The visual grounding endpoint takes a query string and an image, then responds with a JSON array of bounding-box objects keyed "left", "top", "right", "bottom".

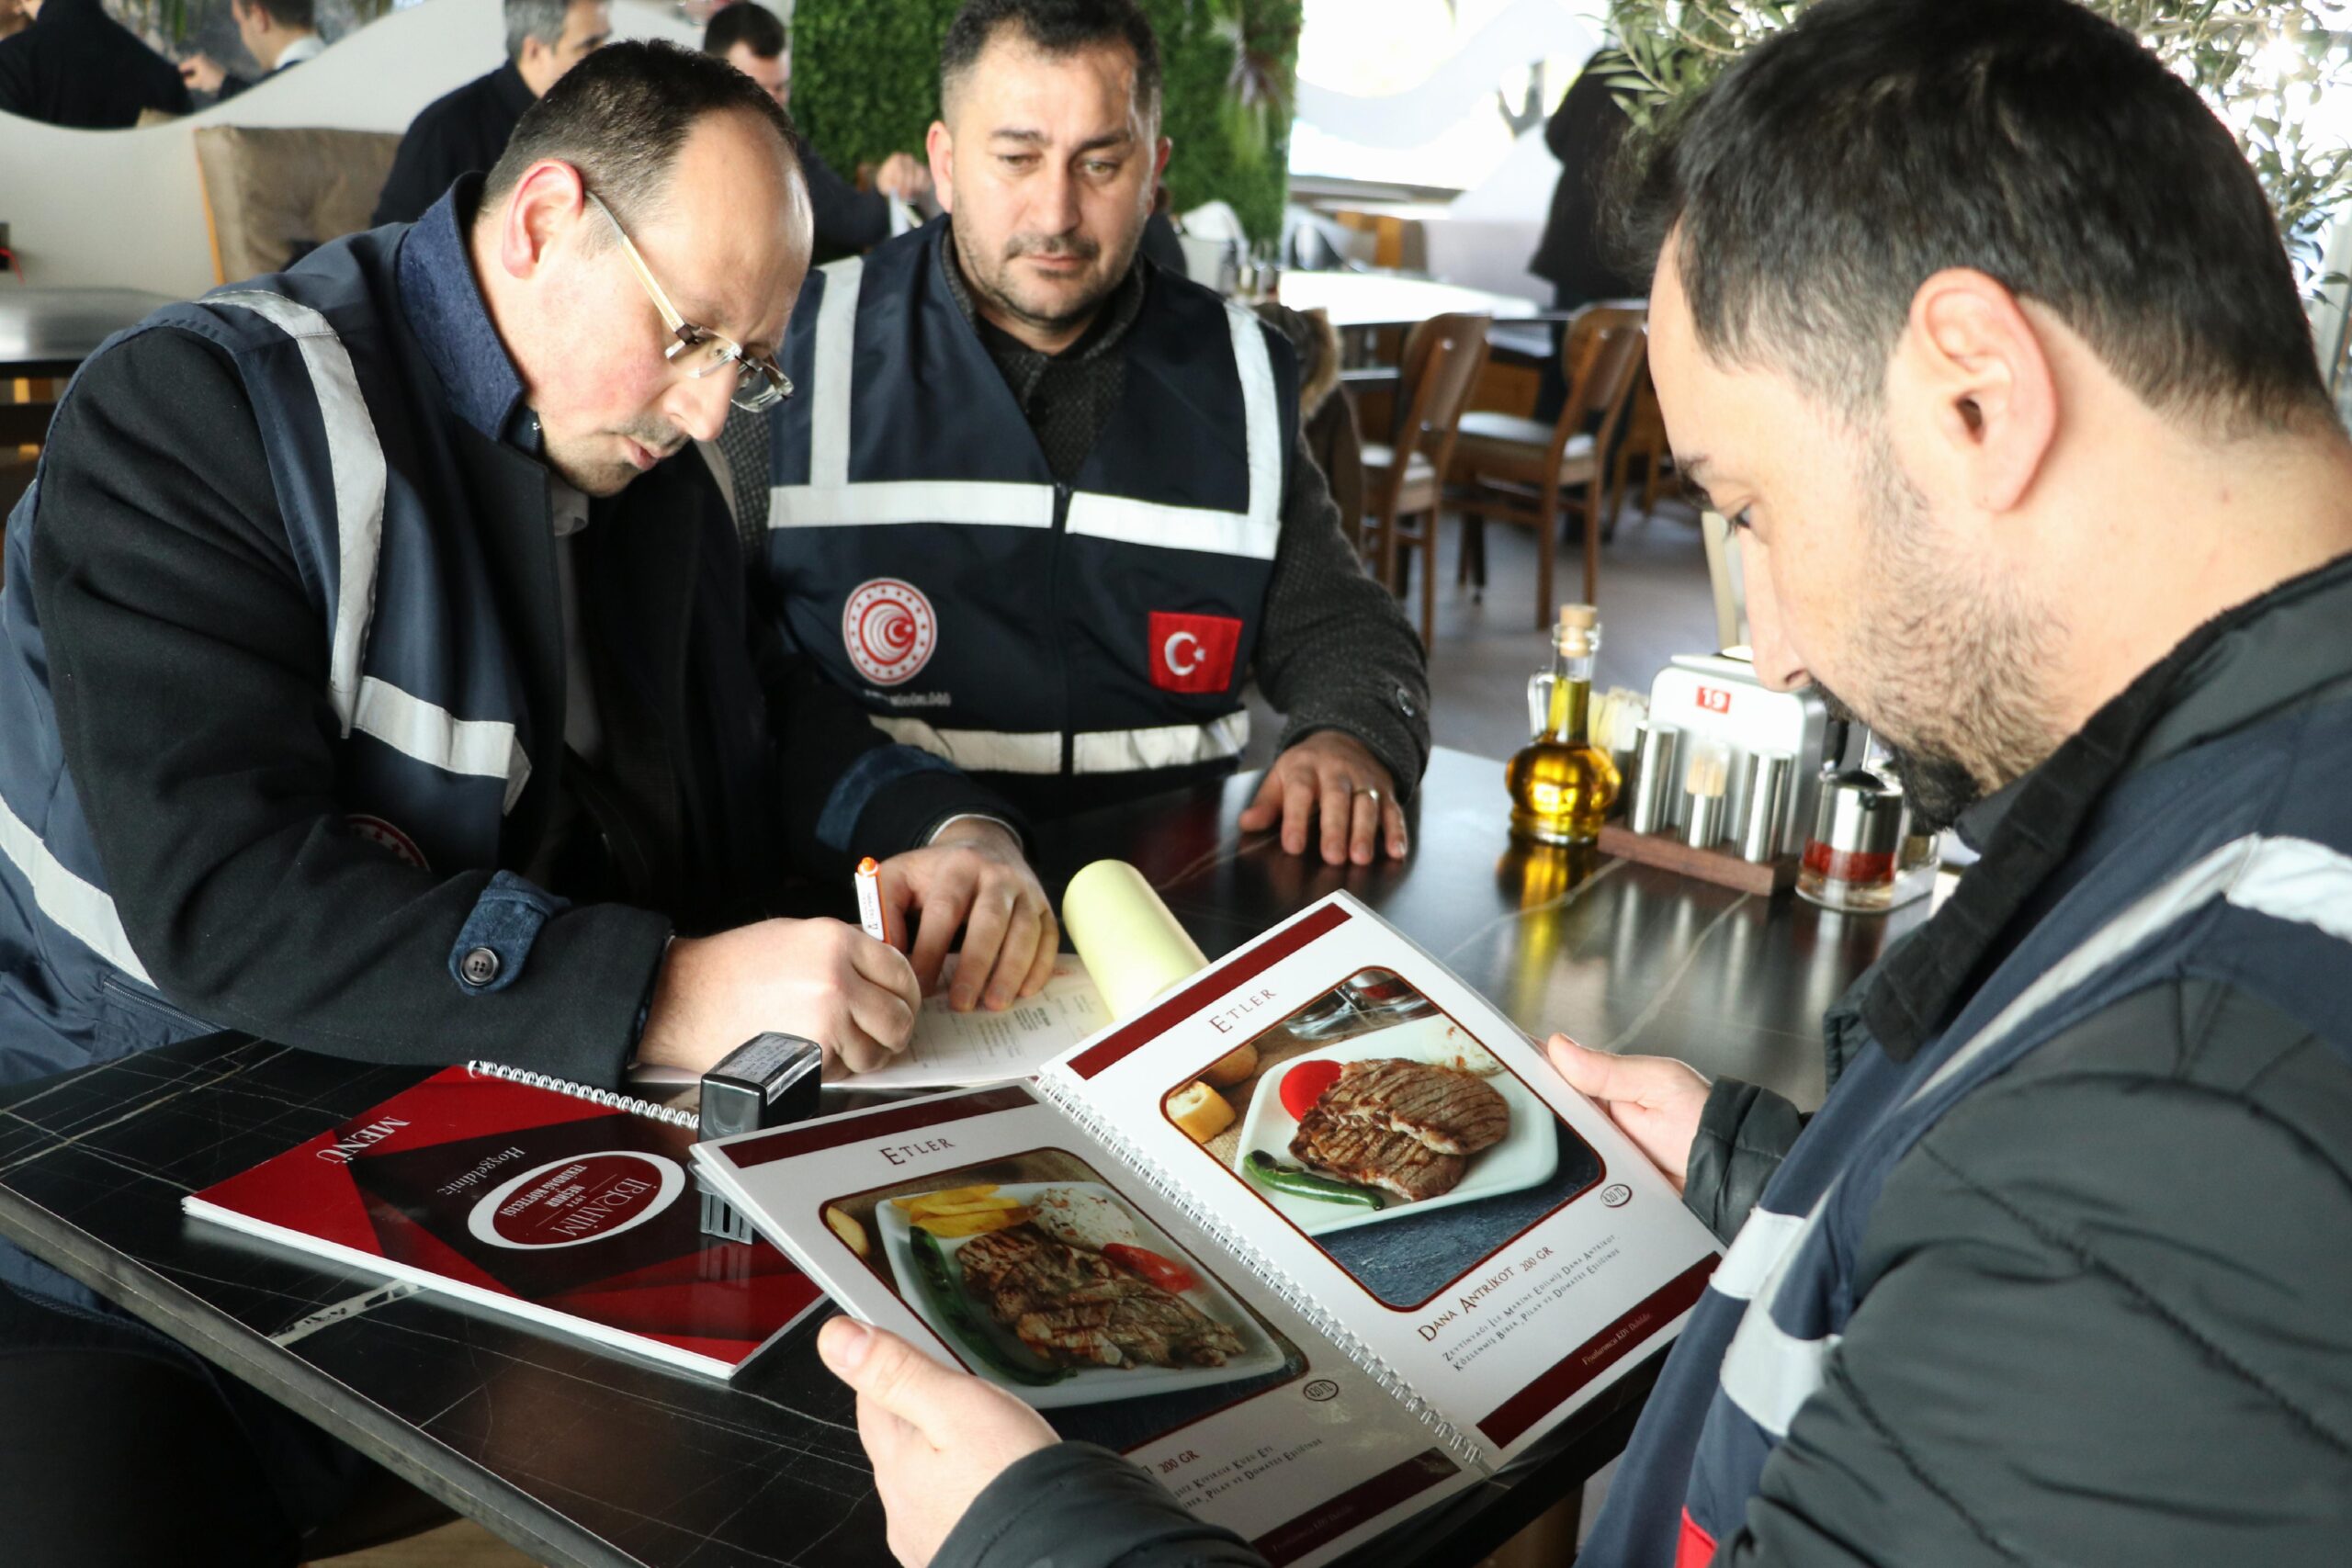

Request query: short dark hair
[
  {"left": 704, "top": 2, "right": 786, "bottom": 62},
  {"left": 483, "top": 40, "right": 798, "bottom": 232},
  {"left": 247, "top": 0, "right": 313, "bottom": 29},
  {"left": 940, "top": 0, "right": 1161, "bottom": 124},
  {"left": 1615, "top": 0, "right": 2328, "bottom": 434}
]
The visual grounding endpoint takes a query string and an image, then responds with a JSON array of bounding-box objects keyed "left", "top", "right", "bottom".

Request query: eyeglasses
[{"left": 584, "top": 189, "right": 792, "bottom": 412}]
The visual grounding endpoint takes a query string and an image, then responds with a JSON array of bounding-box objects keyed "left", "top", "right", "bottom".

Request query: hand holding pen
[{"left": 851, "top": 824, "right": 1060, "bottom": 1011}]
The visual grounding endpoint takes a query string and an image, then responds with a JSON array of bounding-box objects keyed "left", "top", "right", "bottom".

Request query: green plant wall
[{"left": 789, "top": 0, "right": 1301, "bottom": 242}]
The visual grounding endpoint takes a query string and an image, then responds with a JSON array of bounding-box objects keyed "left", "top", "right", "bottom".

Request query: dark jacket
[
  {"left": 932, "top": 554, "right": 2352, "bottom": 1568},
  {"left": 0, "top": 0, "right": 189, "bottom": 128},
  {"left": 1528, "top": 52, "right": 1635, "bottom": 304},
  {"left": 371, "top": 62, "right": 534, "bottom": 227},
  {"left": 4, "top": 183, "right": 1011, "bottom": 1091},
  {"left": 801, "top": 137, "right": 890, "bottom": 265}
]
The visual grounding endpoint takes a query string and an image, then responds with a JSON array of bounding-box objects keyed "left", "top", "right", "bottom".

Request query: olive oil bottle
[{"left": 1506, "top": 604, "right": 1621, "bottom": 844}]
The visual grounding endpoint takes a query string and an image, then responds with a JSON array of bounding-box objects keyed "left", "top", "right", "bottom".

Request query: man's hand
[
  {"left": 178, "top": 53, "right": 227, "bottom": 93},
  {"left": 876, "top": 819, "right": 1057, "bottom": 1011},
  {"left": 1237, "top": 731, "right": 1407, "bottom": 866},
  {"left": 874, "top": 152, "right": 933, "bottom": 203},
  {"left": 819, "top": 1316, "right": 1057, "bottom": 1568},
  {"left": 1546, "top": 1034, "right": 1711, "bottom": 1193},
  {"left": 637, "top": 918, "right": 920, "bottom": 1076}
]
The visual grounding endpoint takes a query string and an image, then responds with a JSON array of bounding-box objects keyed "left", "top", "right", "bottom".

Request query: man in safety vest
[
  {"left": 760, "top": 0, "right": 1432, "bottom": 868},
  {"left": 0, "top": 42, "right": 1054, "bottom": 1560},
  {"left": 811, "top": 3, "right": 2352, "bottom": 1564}
]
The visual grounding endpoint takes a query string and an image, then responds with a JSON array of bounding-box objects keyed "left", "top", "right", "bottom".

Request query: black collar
[
  {"left": 393, "top": 175, "right": 537, "bottom": 455},
  {"left": 1862, "top": 549, "right": 2352, "bottom": 1059},
  {"left": 488, "top": 60, "right": 536, "bottom": 119}
]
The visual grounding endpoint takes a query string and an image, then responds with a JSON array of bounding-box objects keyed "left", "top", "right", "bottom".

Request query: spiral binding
[
  {"left": 463, "top": 1061, "right": 700, "bottom": 1131},
  {"left": 1034, "top": 1069, "right": 1488, "bottom": 1475}
]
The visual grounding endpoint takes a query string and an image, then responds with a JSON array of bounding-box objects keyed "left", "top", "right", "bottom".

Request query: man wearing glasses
[{"left": 0, "top": 43, "right": 1053, "bottom": 1560}]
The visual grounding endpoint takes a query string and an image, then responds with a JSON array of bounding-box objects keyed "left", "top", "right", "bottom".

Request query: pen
[{"left": 854, "top": 856, "right": 899, "bottom": 948}]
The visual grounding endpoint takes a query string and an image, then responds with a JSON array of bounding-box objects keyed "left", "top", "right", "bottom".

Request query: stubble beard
[
  {"left": 1824, "top": 430, "right": 2065, "bottom": 832},
  {"left": 958, "top": 223, "right": 1124, "bottom": 339}
]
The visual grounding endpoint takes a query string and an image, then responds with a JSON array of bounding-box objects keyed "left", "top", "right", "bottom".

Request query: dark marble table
[
  {"left": 0, "top": 287, "right": 175, "bottom": 378},
  {"left": 0, "top": 748, "right": 1928, "bottom": 1567}
]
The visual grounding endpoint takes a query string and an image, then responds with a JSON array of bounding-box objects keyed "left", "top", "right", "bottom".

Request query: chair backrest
[
  {"left": 1558, "top": 313, "right": 1648, "bottom": 463},
  {"left": 194, "top": 126, "right": 403, "bottom": 286},
  {"left": 1561, "top": 299, "right": 1647, "bottom": 389},
  {"left": 1388, "top": 311, "right": 1491, "bottom": 471}
]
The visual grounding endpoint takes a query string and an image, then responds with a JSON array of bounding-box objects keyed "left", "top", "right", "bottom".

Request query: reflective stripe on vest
[
  {"left": 213, "top": 291, "right": 530, "bottom": 809},
  {"left": 767, "top": 256, "right": 1285, "bottom": 560},
  {"left": 873, "top": 710, "right": 1250, "bottom": 775},
  {"left": 1716, "top": 1194, "right": 1837, "bottom": 1438},
  {"left": 1708, "top": 831, "right": 2352, "bottom": 1445},
  {"left": 0, "top": 790, "right": 153, "bottom": 987},
  {"left": 353, "top": 676, "right": 531, "bottom": 813},
  {"left": 1909, "top": 833, "right": 2352, "bottom": 1106},
  {"left": 209, "top": 290, "right": 384, "bottom": 737}
]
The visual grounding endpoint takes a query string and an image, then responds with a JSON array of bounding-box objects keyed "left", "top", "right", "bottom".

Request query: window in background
[{"left": 1289, "top": 0, "right": 1604, "bottom": 191}]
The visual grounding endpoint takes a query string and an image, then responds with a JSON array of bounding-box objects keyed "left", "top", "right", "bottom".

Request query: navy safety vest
[
  {"left": 0, "top": 220, "right": 764, "bottom": 1084},
  {"left": 761, "top": 220, "right": 1298, "bottom": 795},
  {"left": 1581, "top": 690, "right": 2352, "bottom": 1565}
]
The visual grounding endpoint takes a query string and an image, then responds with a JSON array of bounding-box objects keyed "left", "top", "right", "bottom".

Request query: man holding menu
[{"left": 818, "top": 0, "right": 2352, "bottom": 1562}]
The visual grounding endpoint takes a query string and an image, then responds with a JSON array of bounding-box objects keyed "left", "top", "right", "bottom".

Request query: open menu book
[{"left": 693, "top": 891, "right": 1723, "bottom": 1565}]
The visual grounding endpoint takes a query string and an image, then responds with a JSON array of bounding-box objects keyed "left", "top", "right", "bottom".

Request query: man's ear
[
  {"left": 1152, "top": 134, "right": 1172, "bottom": 186},
  {"left": 498, "top": 160, "right": 587, "bottom": 280},
  {"left": 1894, "top": 267, "right": 2057, "bottom": 515},
  {"left": 925, "top": 121, "right": 955, "bottom": 214}
]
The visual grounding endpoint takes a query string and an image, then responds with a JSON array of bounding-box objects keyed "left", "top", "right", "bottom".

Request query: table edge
[{"left": 0, "top": 1172, "right": 639, "bottom": 1568}]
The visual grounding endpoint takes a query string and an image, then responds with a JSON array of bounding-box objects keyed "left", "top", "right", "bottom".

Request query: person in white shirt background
[{"left": 179, "top": 0, "right": 324, "bottom": 100}]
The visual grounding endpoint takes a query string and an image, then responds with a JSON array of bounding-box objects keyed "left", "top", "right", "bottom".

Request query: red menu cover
[{"left": 185, "top": 1065, "right": 823, "bottom": 1378}]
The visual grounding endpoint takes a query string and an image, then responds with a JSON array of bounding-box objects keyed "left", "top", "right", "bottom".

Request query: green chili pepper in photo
[
  {"left": 909, "top": 1227, "right": 1071, "bottom": 1387},
  {"left": 1243, "top": 1150, "right": 1386, "bottom": 1210}
]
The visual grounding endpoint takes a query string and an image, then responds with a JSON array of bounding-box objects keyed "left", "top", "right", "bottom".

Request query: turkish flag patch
[{"left": 1148, "top": 611, "right": 1243, "bottom": 694}]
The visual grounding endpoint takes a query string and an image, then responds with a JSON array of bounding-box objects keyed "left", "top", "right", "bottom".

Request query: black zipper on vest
[{"left": 1052, "top": 480, "right": 1074, "bottom": 776}]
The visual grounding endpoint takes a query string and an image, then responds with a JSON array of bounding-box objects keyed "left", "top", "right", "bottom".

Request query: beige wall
[{"left": 0, "top": 0, "right": 697, "bottom": 299}]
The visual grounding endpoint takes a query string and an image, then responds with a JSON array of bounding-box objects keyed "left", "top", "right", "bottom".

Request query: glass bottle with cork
[{"left": 1507, "top": 604, "right": 1621, "bottom": 844}]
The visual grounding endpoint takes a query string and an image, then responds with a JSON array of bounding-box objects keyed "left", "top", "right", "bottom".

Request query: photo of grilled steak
[
  {"left": 1318, "top": 1059, "right": 1510, "bottom": 1156},
  {"left": 1291, "top": 1104, "right": 1466, "bottom": 1201},
  {"left": 956, "top": 1224, "right": 1243, "bottom": 1370},
  {"left": 1286, "top": 1058, "right": 1510, "bottom": 1202}
]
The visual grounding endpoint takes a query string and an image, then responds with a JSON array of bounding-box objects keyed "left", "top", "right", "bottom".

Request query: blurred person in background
[
  {"left": 704, "top": 1, "right": 932, "bottom": 265},
  {"left": 371, "top": 0, "right": 609, "bottom": 225},
  {"left": 179, "top": 0, "right": 323, "bottom": 102},
  {"left": 1529, "top": 45, "right": 1636, "bottom": 422},
  {"left": 0, "top": 0, "right": 190, "bottom": 127}
]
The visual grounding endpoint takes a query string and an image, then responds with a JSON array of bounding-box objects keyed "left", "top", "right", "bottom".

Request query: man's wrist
[{"left": 927, "top": 813, "right": 1022, "bottom": 852}]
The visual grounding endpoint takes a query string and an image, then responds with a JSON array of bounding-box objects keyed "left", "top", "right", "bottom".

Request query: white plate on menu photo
[
  {"left": 876, "top": 1181, "right": 1288, "bottom": 1409},
  {"left": 1231, "top": 1015, "right": 1560, "bottom": 1238}
]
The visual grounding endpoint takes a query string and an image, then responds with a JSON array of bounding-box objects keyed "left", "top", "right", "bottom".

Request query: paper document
[{"left": 834, "top": 953, "right": 1110, "bottom": 1089}]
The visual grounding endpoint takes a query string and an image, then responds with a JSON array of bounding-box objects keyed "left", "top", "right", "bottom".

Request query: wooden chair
[
  {"left": 1359, "top": 312, "right": 1491, "bottom": 650},
  {"left": 1450, "top": 306, "right": 1647, "bottom": 622},
  {"left": 2, "top": 378, "right": 59, "bottom": 582},
  {"left": 192, "top": 125, "right": 401, "bottom": 285},
  {"left": 1609, "top": 365, "right": 1676, "bottom": 527}
]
